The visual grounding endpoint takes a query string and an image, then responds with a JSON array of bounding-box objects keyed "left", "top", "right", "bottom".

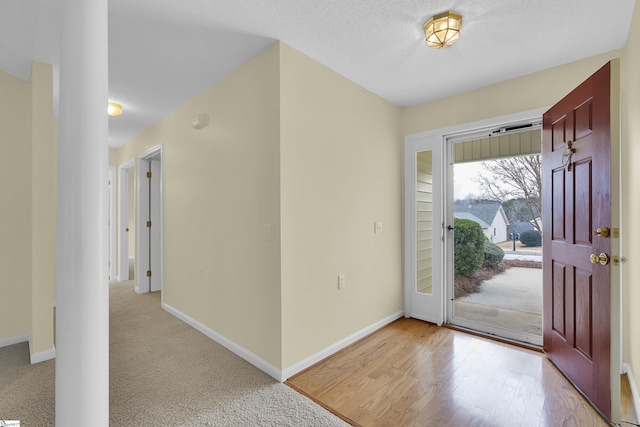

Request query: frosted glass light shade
[
  {"left": 108, "top": 101, "right": 123, "bottom": 117},
  {"left": 424, "top": 12, "right": 462, "bottom": 48}
]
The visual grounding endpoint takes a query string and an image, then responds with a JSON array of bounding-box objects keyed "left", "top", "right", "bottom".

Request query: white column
[{"left": 56, "top": 0, "right": 109, "bottom": 425}]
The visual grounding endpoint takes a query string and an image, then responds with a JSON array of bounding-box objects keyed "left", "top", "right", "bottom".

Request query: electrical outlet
[{"left": 338, "top": 275, "right": 345, "bottom": 290}]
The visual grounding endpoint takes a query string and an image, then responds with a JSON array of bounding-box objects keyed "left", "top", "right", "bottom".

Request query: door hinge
[
  {"left": 147, "top": 221, "right": 152, "bottom": 228},
  {"left": 147, "top": 171, "right": 152, "bottom": 178},
  {"left": 147, "top": 270, "right": 152, "bottom": 277}
]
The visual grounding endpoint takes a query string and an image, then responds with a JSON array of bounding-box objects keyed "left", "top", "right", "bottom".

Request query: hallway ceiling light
[
  {"left": 108, "top": 101, "right": 123, "bottom": 117},
  {"left": 424, "top": 11, "right": 462, "bottom": 48}
]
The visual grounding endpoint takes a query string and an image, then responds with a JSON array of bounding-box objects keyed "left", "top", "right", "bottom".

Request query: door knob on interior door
[{"left": 590, "top": 253, "right": 609, "bottom": 265}]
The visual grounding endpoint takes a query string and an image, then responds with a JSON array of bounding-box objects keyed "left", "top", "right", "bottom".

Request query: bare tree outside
[{"left": 474, "top": 154, "right": 542, "bottom": 233}]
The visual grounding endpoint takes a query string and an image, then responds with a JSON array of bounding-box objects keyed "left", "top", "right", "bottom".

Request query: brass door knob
[
  {"left": 590, "top": 253, "right": 609, "bottom": 265},
  {"left": 125, "top": 228, "right": 129, "bottom": 232},
  {"left": 593, "top": 227, "right": 610, "bottom": 238}
]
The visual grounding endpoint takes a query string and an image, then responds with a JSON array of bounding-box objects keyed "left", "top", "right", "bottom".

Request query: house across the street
[{"left": 454, "top": 200, "right": 510, "bottom": 243}]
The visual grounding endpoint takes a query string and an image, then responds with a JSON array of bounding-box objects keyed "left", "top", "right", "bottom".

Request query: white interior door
[
  {"left": 149, "top": 159, "right": 161, "bottom": 292},
  {"left": 117, "top": 164, "right": 131, "bottom": 281},
  {"left": 109, "top": 167, "right": 116, "bottom": 280},
  {"left": 137, "top": 159, "right": 150, "bottom": 293},
  {"left": 404, "top": 133, "right": 443, "bottom": 325}
]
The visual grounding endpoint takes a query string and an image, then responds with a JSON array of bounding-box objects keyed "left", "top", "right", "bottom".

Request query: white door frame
[
  {"left": 117, "top": 159, "right": 135, "bottom": 281},
  {"left": 404, "top": 107, "right": 548, "bottom": 327},
  {"left": 444, "top": 108, "right": 547, "bottom": 346},
  {"left": 109, "top": 166, "right": 116, "bottom": 280},
  {"left": 135, "top": 145, "right": 163, "bottom": 295},
  {"left": 148, "top": 159, "right": 162, "bottom": 293}
]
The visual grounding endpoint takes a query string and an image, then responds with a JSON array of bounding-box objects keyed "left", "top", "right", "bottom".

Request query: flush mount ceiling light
[
  {"left": 424, "top": 11, "right": 462, "bottom": 48},
  {"left": 107, "top": 101, "right": 123, "bottom": 117}
]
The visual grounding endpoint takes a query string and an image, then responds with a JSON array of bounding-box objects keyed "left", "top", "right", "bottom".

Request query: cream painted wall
[
  {"left": 402, "top": 51, "right": 622, "bottom": 136},
  {"left": 279, "top": 44, "right": 402, "bottom": 368},
  {"left": 112, "top": 43, "right": 283, "bottom": 367},
  {"left": 621, "top": 1, "right": 640, "bottom": 393},
  {"left": 108, "top": 148, "right": 119, "bottom": 167},
  {"left": 0, "top": 70, "right": 32, "bottom": 341},
  {"left": 30, "top": 62, "right": 56, "bottom": 354},
  {"left": 0, "top": 62, "right": 56, "bottom": 352},
  {"left": 112, "top": 42, "right": 402, "bottom": 371}
]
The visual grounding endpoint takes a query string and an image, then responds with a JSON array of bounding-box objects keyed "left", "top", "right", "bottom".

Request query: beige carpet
[{"left": 0, "top": 281, "right": 349, "bottom": 426}]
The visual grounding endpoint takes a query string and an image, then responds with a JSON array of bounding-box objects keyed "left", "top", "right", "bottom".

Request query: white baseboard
[
  {"left": 0, "top": 334, "right": 29, "bottom": 349},
  {"left": 1, "top": 335, "right": 55, "bottom": 363},
  {"left": 280, "top": 310, "right": 404, "bottom": 382},
  {"left": 116, "top": 257, "right": 135, "bottom": 282},
  {"left": 30, "top": 346, "right": 56, "bottom": 364},
  {"left": 162, "top": 302, "right": 282, "bottom": 381},
  {"left": 623, "top": 363, "right": 640, "bottom": 420},
  {"left": 162, "top": 303, "right": 403, "bottom": 383}
]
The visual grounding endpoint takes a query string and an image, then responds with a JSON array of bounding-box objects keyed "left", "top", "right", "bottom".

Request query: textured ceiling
[{"left": 0, "top": 0, "right": 635, "bottom": 147}]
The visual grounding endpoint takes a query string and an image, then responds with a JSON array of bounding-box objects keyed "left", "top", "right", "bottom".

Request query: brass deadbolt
[{"left": 593, "top": 227, "right": 610, "bottom": 238}]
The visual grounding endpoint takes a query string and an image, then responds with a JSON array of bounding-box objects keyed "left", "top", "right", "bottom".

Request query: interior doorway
[
  {"left": 117, "top": 159, "right": 135, "bottom": 281},
  {"left": 136, "top": 146, "right": 163, "bottom": 294}
]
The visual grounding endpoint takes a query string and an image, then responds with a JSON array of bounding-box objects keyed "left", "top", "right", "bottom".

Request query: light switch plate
[{"left": 374, "top": 222, "right": 383, "bottom": 234}]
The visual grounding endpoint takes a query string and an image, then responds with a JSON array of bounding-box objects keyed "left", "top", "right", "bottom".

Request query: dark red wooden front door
[{"left": 542, "top": 62, "right": 612, "bottom": 419}]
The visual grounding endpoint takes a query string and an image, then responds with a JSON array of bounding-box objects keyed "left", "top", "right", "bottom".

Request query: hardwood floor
[{"left": 286, "top": 318, "right": 611, "bottom": 427}]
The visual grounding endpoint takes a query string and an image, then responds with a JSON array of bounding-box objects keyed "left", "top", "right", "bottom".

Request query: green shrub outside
[
  {"left": 483, "top": 240, "right": 505, "bottom": 267},
  {"left": 454, "top": 218, "right": 485, "bottom": 276},
  {"left": 519, "top": 229, "right": 542, "bottom": 247}
]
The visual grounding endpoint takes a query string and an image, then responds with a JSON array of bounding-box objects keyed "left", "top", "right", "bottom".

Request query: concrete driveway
[{"left": 454, "top": 267, "right": 542, "bottom": 336}]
